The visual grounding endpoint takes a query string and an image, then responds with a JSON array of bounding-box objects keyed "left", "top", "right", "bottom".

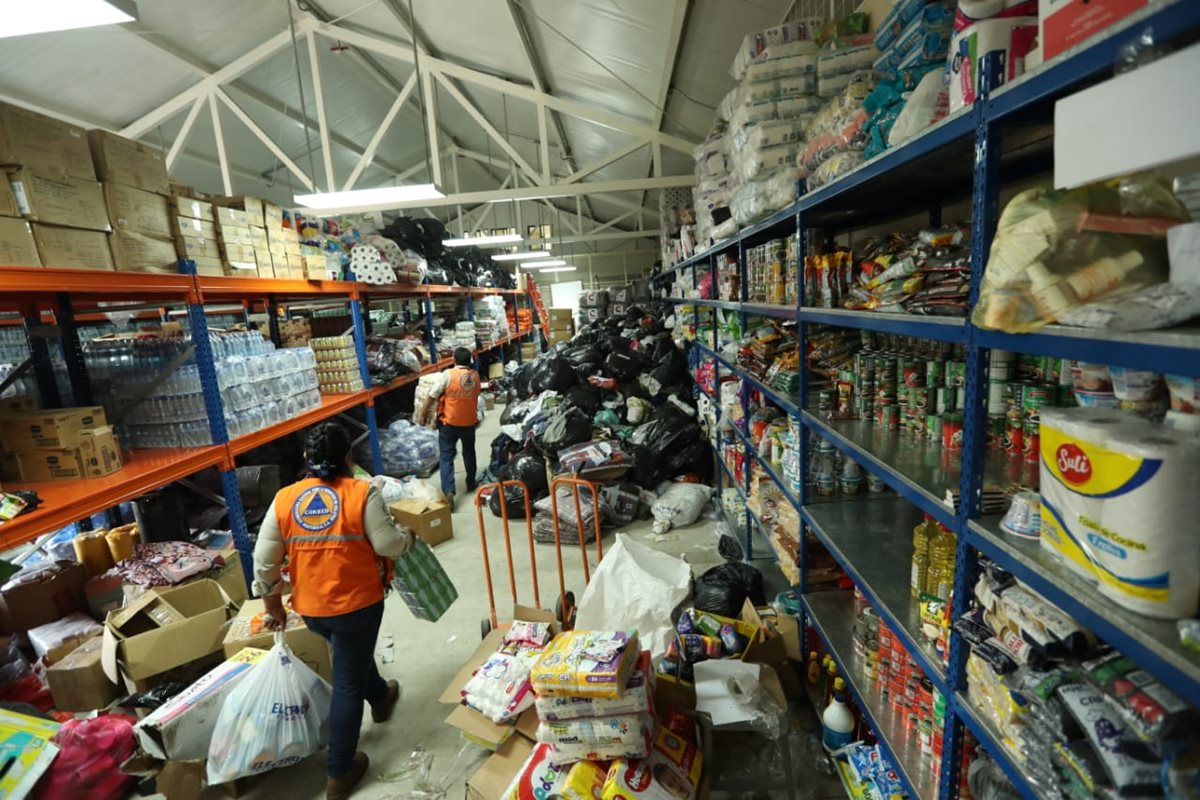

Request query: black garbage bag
[
  {"left": 489, "top": 433, "right": 521, "bottom": 472},
  {"left": 512, "top": 363, "right": 534, "bottom": 398},
  {"left": 629, "top": 412, "right": 694, "bottom": 458},
  {"left": 489, "top": 484, "right": 531, "bottom": 518},
  {"left": 694, "top": 562, "right": 766, "bottom": 619},
  {"left": 604, "top": 351, "right": 641, "bottom": 381},
  {"left": 626, "top": 443, "right": 660, "bottom": 489},
  {"left": 666, "top": 438, "right": 711, "bottom": 480},
  {"left": 535, "top": 406, "right": 592, "bottom": 456},
  {"left": 563, "top": 385, "right": 602, "bottom": 417},
  {"left": 500, "top": 451, "right": 549, "bottom": 497},
  {"left": 562, "top": 344, "right": 602, "bottom": 368},
  {"left": 500, "top": 400, "right": 530, "bottom": 426},
  {"left": 530, "top": 356, "right": 577, "bottom": 394}
]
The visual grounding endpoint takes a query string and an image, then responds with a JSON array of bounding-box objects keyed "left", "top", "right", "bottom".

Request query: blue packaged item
[
  {"left": 875, "top": 0, "right": 932, "bottom": 51},
  {"left": 875, "top": 3, "right": 955, "bottom": 72}
]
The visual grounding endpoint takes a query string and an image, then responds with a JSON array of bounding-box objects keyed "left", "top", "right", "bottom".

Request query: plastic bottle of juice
[
  {"left": 824, "top": 659, "right": 839, "bottom": 706},
  {"left": 911, "top": 517, "right": 933, "bottom": 598},
  {"left": 807, "top": 651, "right": 821, "bottom": 685}
]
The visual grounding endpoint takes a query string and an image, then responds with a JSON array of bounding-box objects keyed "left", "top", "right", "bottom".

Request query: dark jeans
[
  {"left": 438, "top": 422, "right": 477, "bottom": 497},
  {"left": 303, "top": 601, "right": 388, "bottom": 777}
]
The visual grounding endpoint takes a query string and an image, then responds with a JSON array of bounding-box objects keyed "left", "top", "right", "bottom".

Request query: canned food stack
[
  {"left": 745, "top": 238, "right": 795, "bottom": 304},
  {"left": 311, "top": 336, "right": 364, "bottom": 394}
]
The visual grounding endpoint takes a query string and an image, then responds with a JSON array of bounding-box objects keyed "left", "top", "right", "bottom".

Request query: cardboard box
[
  {"left": 0, "top": 101, "right": 95, "bottom": 179},
  {"left": 110, "top": 230, "right": 178, "bottom": 274},
  {"left": 222, "top": 242, "right": 255, "bottom": 263},
  {"left": 214, "top": 206, "right": 248, "bottom": 228},
  {"left": 103, "top": 182, "right": 172, "bottom": 239},
  {"left": 0, "top": 217, "right": 40, "bottom": 267},
  {"left": 388, "top": 498, "right": 453, "bottom": 546},
  {"left": 547, "top": 330, "right": 572, "bottom": 346},
  {"left": 175, "top": 234, "right": 219, "bottom": 260},
  {"left": 0, "top": 395, "right": 36, "bottom": 413},
  {"left": 173, "top": 214, "right": 215, "bottom": 238},
  {"left": 16, "top": 448, "right": 86, "bottom": 481},
  {"left": 101, "top": 579, "right": 236, "bottom": 686},
  {"left": 249, "top": 225, "right": 268, "bottom": 249},
  {"left": 262, "top": 200, "right": 282, "bottom": 230},
  {"left": 46, "top": 636, "right": 117, "bottom": 712},
  {"left": 465, "top": 733, "right": 536, "bottom": 800},
  {"left": 253, "top": 248, "right": 274, "bottom": 278},
  {"left": 0, "top": 177, "right": 17, "bottom": 217},
  {"left": 190, "top": 256, "right": 225, "bottom": 277},
  {"left": 8, "top": 169, "right": 110, "bottom": 231},
  {"left": 0, "top": 561, "right": 87, "bottom": 634},
  {"left": 0, "top": 405, "right": 106, "bottom": 450},
  {"left": 134, "top": 647, "right": 267, "bottom": 761},
  {"left": 548, "top": 308, "right": 573, "bottom": 323},
  {"left": 221, "top": 596, "right": 331, "bottom": 681},
  {"left": 30, "top": 223, "right": 114, "bottom": 270},
  {"left": 77, "top": 425, "right": 122, "bottom": 477},
  {"left": 87, "top": 130, "right": 169, "bottom": 194},
  {"left": 212, "top": 196, "right": 265, "bottom": 228},
  {"left": 487, "top": 363, "right": 504, "bottom": 379},
  {"left": 440, "top": 605, "right": 555, "bottom": 750},
  {"left": 123, "top": 545, "right": 247, "bottom": 610},
  {"left": 171, "top": 195, "right": 212, "bottom": 221},
  {"left": 1041, "top": 0, "right": 1147, "bottom": 62},
  {"left": 219, "top": 225, "right": 252, "bottom": 247}
]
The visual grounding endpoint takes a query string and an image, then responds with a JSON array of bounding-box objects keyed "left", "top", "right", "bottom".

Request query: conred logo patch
[
  {"left": 292, "top": 486, "right": 341, "bottom": 531},
  {"left": 1056, "top": 443, "right": 1092, "bottom": 485}
]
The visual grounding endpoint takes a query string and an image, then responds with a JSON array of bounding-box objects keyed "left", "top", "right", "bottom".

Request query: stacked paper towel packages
[{"left": 1039, "top": 406, "right": 1200, "bottom": 620}]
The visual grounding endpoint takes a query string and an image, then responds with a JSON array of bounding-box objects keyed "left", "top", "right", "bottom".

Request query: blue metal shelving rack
[{"left": 662, "top": 5, "right": 1200, "bottom": 797}]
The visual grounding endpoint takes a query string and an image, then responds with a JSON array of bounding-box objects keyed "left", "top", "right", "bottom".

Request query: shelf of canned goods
[
  {"left": 0, "top": 262, "right": 541, "bottom": 579},
  {"left": 664, "top": 6, "right": 1200, "bottom": 799}
]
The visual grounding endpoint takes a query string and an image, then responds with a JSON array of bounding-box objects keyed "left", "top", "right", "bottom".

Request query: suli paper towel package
[
  {"left": 948, "top": 17, "right": 1038, "bottom": 112},
  {"left": 1039, "top": 407, "right": 1200, "bottom": 619}
]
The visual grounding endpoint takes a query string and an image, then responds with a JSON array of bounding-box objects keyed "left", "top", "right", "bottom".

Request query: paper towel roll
[
  {"left": 1038, "top": 408, "right": 1152, "bottom": 581},
  {"left": 1094, "top": 430, "right": 1200, "bottom": 618},
  {"left": 948, "top": 17, "right": 1038, "bottom": 113}
]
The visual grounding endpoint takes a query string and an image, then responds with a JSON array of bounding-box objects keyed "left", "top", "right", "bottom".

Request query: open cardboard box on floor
[
  {"left": 101, "top": 579, "right": 237, "bottom": 692},
  {"left": 441, "top": 605, "right": 556, "bottom": 753},
  {"left": 221, "top": 596, "right": 331, "bottom": 681}
]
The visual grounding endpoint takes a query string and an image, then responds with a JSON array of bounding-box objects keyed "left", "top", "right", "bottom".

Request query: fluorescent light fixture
[
  {"left": 443, "top": 233, "right": 523, "bottom": 247},
  {"left": 3, "top": 0, "right": 137, "bottom": 38},
  {"left": 538, "top": 266, "right": 578, "bottom": 273},
  {"left": 523, "top": 259, "right": 566, "bottom": 268},
  {"left": 294, "top": 183, "right": 445, "bottom": 210},
  {"left": 492, "top": 250, "right": 551, "bottom": 262}
]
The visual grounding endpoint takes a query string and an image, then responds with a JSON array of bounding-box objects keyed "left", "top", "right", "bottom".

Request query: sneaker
[
  {"left": 326, "top": 752, "right": 369, "bottom": 800},
  {"left": 371, "top": 679, "right": 400, "bottom": 724}
]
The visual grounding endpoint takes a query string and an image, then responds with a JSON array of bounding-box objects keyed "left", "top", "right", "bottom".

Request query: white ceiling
[{"left": 0, "top": 0, "right": 794, "bottom": 252}]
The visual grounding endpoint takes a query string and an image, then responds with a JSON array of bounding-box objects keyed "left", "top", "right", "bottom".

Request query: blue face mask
[{"left": 307, "top": 459, "right": 338, "bottom": 479}]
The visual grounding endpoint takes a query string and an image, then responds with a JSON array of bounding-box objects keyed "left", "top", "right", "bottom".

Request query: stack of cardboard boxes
[
  {"left": 546, "top": 308, "right": 574, "bottom": 346},
  {"left": 170, "top": 195, "right": 223, "bottom": 276},
  {"left": 0, "top": 103, "right": 113, "bottom": 271},
  {"left": 212, "top": 195, "right": 284, "bottom": 278},
  {"left": 0, "top": 404, "right": 121, "bottom": 482},
  {"left": 90, "top": 130, "right": 176, "bottom": 273}
]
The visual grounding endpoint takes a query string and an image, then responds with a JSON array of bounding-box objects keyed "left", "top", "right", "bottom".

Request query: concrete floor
[{"left": 208, "top": 413, "right": 838, "bottom": 800}]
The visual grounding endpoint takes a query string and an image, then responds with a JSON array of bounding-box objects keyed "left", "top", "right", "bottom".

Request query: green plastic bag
[{"left": 391, "top": 539, "right": 457, "bottom": 622}]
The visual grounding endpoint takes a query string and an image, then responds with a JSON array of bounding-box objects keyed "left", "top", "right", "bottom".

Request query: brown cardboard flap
[
  {"left": 514, "top": 707, "right": 539, "bottom": 742},
  {"left": 439, "top": 605, "right": 556, "bottom": 704},
  {"left": 466, "top": 734, "right": 535, "bottom": 800},
  {"left": 445, "top": 704, "right": 515, "bottom": 751}
]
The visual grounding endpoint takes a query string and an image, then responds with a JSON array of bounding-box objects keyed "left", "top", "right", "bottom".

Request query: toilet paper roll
[
  {"left": 1095, "top": 430, "right": 1200, "bottom": 618},
  {"left": 948, "top": 17, "right": 1038, "bottom": 113},
  {"left": 1038, "top": 408, "right": 1152, "bottom": 581}
]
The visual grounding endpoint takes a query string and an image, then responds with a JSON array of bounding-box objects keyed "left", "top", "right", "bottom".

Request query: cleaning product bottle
[
  {"left": 911, "top": 517, "right": 933, "bottom": 598},
  {"left": 1066, "top": 251, "right": 1144, "bottom": 302},
  {"left": 824, "top": 659, "right": 839, "bottom": 705},
  {"left": 1027, "top": 261, "right": 1077, "bottom": 319},
  {"left": 822, "top": 678, "right": 856, "bottom": 752},
  {"left": 807, "top": 651, "right": 821, "bottom": 685}
]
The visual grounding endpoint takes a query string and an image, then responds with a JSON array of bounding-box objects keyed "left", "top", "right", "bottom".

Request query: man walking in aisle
[{"left": 419, "top": 346, "right": 480, "bottom": 506}]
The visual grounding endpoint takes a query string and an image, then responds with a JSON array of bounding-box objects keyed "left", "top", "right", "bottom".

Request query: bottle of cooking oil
[
  {"left": 924, "top": 524, "right": 957, "bottom": 601},
  {"left": 911, "top": 516, "right": 934, "bottom": 598},
  {"left": 824, "top": 659, "right": 839, "bottom": 706}
]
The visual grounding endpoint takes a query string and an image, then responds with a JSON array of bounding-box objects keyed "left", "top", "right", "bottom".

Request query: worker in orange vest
[
  {"left": 252, "top": 422, "right": 413, "bottom": 800},
  {"left": 418, "top": 346, "right": 481, "bottom": 506}
]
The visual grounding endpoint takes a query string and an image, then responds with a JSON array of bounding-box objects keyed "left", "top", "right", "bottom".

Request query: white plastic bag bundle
[
  {"left": 207, "top": 634, "right": 332, "bottom": 784},
  {"left": 574, "top": 534, "right": 691, "bottom": 661},
  {"left": 651, "top": 482, "right": 715, "bottom": 534}
]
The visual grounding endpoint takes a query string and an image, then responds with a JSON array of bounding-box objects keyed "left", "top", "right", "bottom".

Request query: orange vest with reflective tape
[
  {"left": 437, "top": 367, "right": 480, "bottom": 427},
  {"left": 275, "top": 477, "right": 385, "bottom": 617}
]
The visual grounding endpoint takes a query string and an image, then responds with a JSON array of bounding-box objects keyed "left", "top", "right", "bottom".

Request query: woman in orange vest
[
  {"left": 419, "top": 346, "right": 481, "bottom": 506},
  {"left": 252, "top": 422, "right": 413, "bottom": 800}
]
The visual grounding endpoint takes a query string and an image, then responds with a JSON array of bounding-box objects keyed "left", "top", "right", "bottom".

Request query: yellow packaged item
[
  {"left": 531, "top": 630, "right": 639, "bottom": 698},
  {"left": 601, "top": 728, "right": 703, "bottom": 800},
  {"left": 501, "top": 743, "right": 605, "bottom": 800}
]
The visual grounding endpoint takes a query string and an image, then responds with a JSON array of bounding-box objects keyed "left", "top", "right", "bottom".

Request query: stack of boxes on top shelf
[
  {"left": 0, "top": 101, "right": 178, "bottom": 273},
  {"left": 0, "top": 400, "right": 122, "bottom": 482},
  {"left": 169, "top": 192, "right": 287, "bottom": 279},
  {"left": 546, "top": 308, "right": 574, "bottom": 346}
]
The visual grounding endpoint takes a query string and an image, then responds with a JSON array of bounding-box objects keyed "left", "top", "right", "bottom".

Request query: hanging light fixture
[
  {"left": 538, "top": 266, "right": 577, "bottom": 273},
  {"left": 3, "top": 0, "right": 136, "bottom": 38},
  {"left": 442, "top": 233, "right": 522, "bottom": 247},
  {"left": 492, "top": 249, "right": 552, "bottom": 262},
  {"left": 295, "top": 0, "right": 443, "bottom": 211},
  {"left": 523, "top": 259, "right": 566, "bottom": 268}
]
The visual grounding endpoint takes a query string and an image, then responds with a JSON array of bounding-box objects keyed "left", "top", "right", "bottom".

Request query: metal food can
[
  {"left": 926, "top": 359, "right": 945, "bottom": 388},
  {"left": 987, "top": 379, "right": 1007, "bottom": 414},
  {"left": 911, "top": 412, "right": 926, "bottom": 436},
  {"left": 935, "top": 386, "right": 955, "bottom": 413},
  {"left": 903, "top": 361, "right": 925, "bottom": 388},
  {"left": 1005, "top": 380, "right": 1027, "bottom": 409},
  {"left": 927, "top": 414, "right": 942, "bottom": 442},
  {"left": 1023, "top": 418, "right": 1040, "bottom": 462},
  {"left": 909, "top": 386, "right": 930, "bottom": 413},
  {"left": 876, "top": 404, "right": 899, "bottom": 430},
  {"left": 942, "top": 412, "right": 964, "bottom": 450},
  {"left": 987, "top": 414, "right": 1006, "bottom": 449},
  {"left": 956, "top": 386, "right": 967, "bottom": 409},
  {"left": 946, "top": 361, "right": 967, "bottom": 388},
  {"left": 1005, "top": 413, "right": 1024, "bottom": 456},
  {"left": 1023, "top": 385, "right": 1052, "bottom": 420},
  {"left": 817, "top": 389, "right": 835, "bottom": 413}
]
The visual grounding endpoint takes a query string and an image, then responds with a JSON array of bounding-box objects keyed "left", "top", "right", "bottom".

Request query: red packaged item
[{"left": 35, "top": 714, "right": 138, "bottom": 800}]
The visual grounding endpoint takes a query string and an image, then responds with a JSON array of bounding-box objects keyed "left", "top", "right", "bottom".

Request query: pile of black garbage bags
[
  {"left": 481, "top": 299, "right": 713, "bottom": 545},
  {"left": 378, "top": 216, "right": 516, "bottom": 289}
]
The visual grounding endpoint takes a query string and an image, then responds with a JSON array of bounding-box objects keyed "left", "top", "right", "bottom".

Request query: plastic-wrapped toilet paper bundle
[
  {"left": 1038, "top": 408, "right": 1149, "bottom": 580},
  {"left": 1040, "top": 407, "right": 1200, "bottom": 619},
  {"left": 948, "top": 17, "right": 1038, "bottom": 112},
  {"left": 1097, "top": 428, "right": 1200, "bottom": 618}
]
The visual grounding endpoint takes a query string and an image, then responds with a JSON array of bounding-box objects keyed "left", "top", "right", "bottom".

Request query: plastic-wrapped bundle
[
  {"left": 732, "top": 172, "right": 801, "bottom": 226},
  {"left": 743, "top": 51, "right": 818, "bottom": 83},
  {"left": 730, "top": 18, "right": 821, "bottom": 80},
  {"left": 730, "top": 94, "right": 821, "bottom": 131},
  {"left": 873, "top": 3, "right": 954, "bottom": 75},
  {"left": 733, "top": 143, "right": 800, "bottom": 184},
  {"left": 817, "top": 45, "right": 879, "bottom": 80},
  {"left": 732, "top": 118, "right": 806, "bottom": 152},
  {"left": 380, "top": 419, "right": 439, "bottom": 475},
  {"left": 797, "top": 73, "right": 875, "bottom": 175}
]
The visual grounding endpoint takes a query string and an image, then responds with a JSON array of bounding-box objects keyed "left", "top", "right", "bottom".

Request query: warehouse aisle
[{"left": 236, "top": 411, "right": 742, "bottom": 799}]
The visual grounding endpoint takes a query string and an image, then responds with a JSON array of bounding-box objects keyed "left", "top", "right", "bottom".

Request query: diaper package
[
  {"left": 1039, "top": 407, "right": 1200, "bottom": 619},
  {"left": 601, "top": 728, "right": 703, "bottom": 800},
  {"left": 549, "top": 716, "right": 654, "bottom": 765},
  {"left": 501, "top": 744, "right": 606, "bottom": 800},
  {"left": 531, "top": 630, "right": 640, "bottom": 698},
  {"left": 537, "top": 713, "right": 649, "bottom": 747},
  {"left": 536, "top": 651, "right": 653, "bottom": 721}
]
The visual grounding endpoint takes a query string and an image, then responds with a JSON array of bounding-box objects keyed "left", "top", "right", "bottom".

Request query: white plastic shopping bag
[{"left": 206, "top": 633, "right": 332, "bottom": 784}]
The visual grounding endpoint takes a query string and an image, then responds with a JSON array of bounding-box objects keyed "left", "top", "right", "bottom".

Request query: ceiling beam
[
  {"left": 308, "top": 175, "right": 693, "bottom": 215},
  {"left": 563, "top": 139, "right": 650, "bottom": 184},
  {"left": 639, "top": 0, "right": 691, "bottom": 215},
  {"left": 549, "top": 229, "right": 660, "bottom": 245}
]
